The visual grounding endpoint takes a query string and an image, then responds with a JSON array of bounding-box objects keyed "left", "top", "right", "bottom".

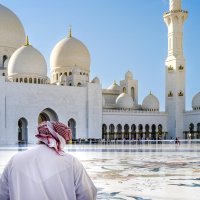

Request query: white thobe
[{"left": 0, "top": 145, "right": 97, "bottom": 200}]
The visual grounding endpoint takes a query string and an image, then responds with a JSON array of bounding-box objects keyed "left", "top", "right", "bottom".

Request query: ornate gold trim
[
  {"left": 178, "top": 65, "right": 184, "bottom": 70},
  {"left": 68, "top": 25, "right": 72, "bottom": 38},
  {"left": 178, "top": 91, "right": 184, "bottom": 96},
  {"left": 168, "top": 91, "right": 173, "bottom": 97},
  {"left": 168, "top": 66, "right": 174, "bottom": 71},
  {"left": 24, "top": 35, "right": 30, "bottom": 46}
]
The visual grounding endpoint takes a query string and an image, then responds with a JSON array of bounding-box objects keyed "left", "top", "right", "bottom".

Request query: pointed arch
[
  {"left": 145, "top": 124, "right": 150, "bottom": 139},
  {"left": 68, "top": 118, "right": 76, "bottom": 140},
  {"left": 38, "top": 108, "right": 58, "bottom": 125},
  {"left": 151, "top": 124, "right": 156, "bottom": 140},
  {"left": 138, "top": 124, "right": 143, "bottom": 139},
  {"left": 2, "top": 55, "right": 8, "bottom": 68},
  {"left": 131, "top": 87, "right": 135, "bottom": 100},
  {"left": 18, "top": 118, "right": 28, "bottom": 144},
  {"left": 124, "top": 124, "right": 129, "bottom": 139},
  {"left": 123, "top": 87, "right": 126, "bottom": 93},
  {"left": 131, "top": 124, "right": 136, "bottom": 140},
  {"left": 117, "top": 124, "right": 122, "bottom": 140},
  {"left": 102, "top": 124, "right": 107, "bottom": 139}
]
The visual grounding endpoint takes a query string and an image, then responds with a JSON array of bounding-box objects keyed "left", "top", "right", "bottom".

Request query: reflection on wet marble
[{"left": 0, "top": 144, "right": 200, "bottom": 200}]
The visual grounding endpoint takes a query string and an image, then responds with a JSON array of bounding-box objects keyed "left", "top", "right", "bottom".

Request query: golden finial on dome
[
  {"left": 68, "top": 25, "right": 72, "bottom": 38},
  {"left": 24, "top": 35, "right": 30, "bottom": 46}
]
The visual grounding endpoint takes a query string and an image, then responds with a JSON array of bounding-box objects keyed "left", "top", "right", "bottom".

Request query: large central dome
[
  {"left": 50, "top": 35, "right": 90, "bottom": 73},
  {"left": 0, "top": 4, "right": 25, "bottom": 48}
]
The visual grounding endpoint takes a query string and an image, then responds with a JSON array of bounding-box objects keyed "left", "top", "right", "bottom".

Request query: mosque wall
[
  {"left": 1, "top": 1, "right": 200, "bottom": 143},
  {"left": 0, "top": 77, "right": 6, "bottom": 144},
  {"left": 103, "top": 110, "right": 168, "bottom": 132},
  {"left": 184, "top": 111, "right": 200, "bottom": 137},
  {"left": 86, "top": 83, "right": 102, "bottom": 139},
  {"left": 0, "top": 81, "right": 102, "bottom": 144}
]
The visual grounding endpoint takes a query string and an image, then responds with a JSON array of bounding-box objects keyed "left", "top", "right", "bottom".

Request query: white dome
[
  {"left": 192, "top": 92, "right": 200, "bottom": 110},
  {"left": 107, "top": 81, "right": 120, "bottom": 90},
  {"left": 116, "top": 93, "right": 134, "bottom": 109},
  {"left": 92, "top": 76, "right": 100, "bottom": 84},
  {"left": 0, "top": 4, "right": 25, "bottom": 48},
  {"left": 142, "top": 92, "right": 159, "bottom": 111},
  {"left": 8, "top": 44, "right": 47, "bottom": 77},
  {"left": 125, "top": 70, "right": 133, "bottom": 80},
  {"left": 50, "top": 36, "right": 90, "bottom": 72}
]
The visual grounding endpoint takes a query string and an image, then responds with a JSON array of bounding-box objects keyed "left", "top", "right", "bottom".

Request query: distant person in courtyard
[
  {"left": 175, "top": 137, "right": 180, "bottom": 145},
  {"left": 0, "top": 121, "right": 97, "bottom": 200}
]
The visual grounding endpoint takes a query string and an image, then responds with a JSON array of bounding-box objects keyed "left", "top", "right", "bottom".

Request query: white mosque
[{"left": 0, "top": 0, "right": 200, "bottom": 145}]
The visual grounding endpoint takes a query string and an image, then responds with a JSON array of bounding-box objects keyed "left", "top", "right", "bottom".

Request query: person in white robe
[{"left": 0, "top": 121, "right": 97, "bottom": 200}]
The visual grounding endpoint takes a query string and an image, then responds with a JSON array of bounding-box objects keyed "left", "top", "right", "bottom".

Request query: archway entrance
[
  {"left": 18, "top": 118, "right": 28, "bottom": 143},
  {"left": 124, "top": 124, "right": 129, "bottom": 140},
  {"left": 131, "top": 124, "right": 136, "bottom": 139},
  {"left": 152, "top": 124, "right": 156, "bottom": 140},
  {"left": 138, "top": 124, "right": 143, "bottom": 139},
  {"left": 145, "top": 124, "right": 150, "bottom": 139},
  {"left": 102, "top": 124, "right": 107, "bottom": 139},
  {"left": 117, "top": 124, "right": 122, "bottom": 140},
  {"left": 158, "top": 124, "right": 163, "bottom": 140},
  {"left": 109, "top": 124, "right": 115, "bottom": 140},
  {"left": 68, "top": 118, "right": 76, "bottom": 140},
  {"left": 38, "top": 108, "right": 58, "bottom": 124}
]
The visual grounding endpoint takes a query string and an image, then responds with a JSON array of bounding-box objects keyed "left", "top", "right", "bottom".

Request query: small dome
[
  {"left": 107, "top": 81, "right": 120, "bottom": 90},
  {"left": 192, "top": 92, "right": 200, "bottom": 110},
  {"left": 125, "top": 70, "right": 133, "bottom": 80},
  {"left": 0, "top": 4, "right": 25, "bottom": 48},
  {"left": 116, "top": 93, "right": 134, "bottom": 109},
  {"left": 8, "top": 44, "right": 47, "bottom": 78},
  {"left": 50, "top": 36, "right": 90, "bottom": 72},
  {"left": 142, "top": 92, "right": 159, "bottom": 111},
  {"left": 92, "top": 76, "right": 100, "bottom": 84}
]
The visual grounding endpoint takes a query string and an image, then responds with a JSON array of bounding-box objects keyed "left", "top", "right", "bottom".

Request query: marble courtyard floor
[{"left": 0, "top": 144, "right": 200, "bottom": 200}]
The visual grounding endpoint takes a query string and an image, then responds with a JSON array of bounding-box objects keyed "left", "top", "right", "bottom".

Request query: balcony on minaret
[
  {"left": 164, "top": 9, "right": 188, "bottom": 16},
  {"left": 164, "top": 0, "right": 188, "bottom": 16}
]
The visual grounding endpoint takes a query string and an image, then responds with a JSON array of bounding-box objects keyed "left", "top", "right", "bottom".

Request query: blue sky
[{"left": 1, "top": 0, "right": 200, "bottom": 111}]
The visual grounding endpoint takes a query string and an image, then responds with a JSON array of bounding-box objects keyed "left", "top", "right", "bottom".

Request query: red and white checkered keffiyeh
[{"left": 35, "top": 121, "right": 72, "bottom": 155}]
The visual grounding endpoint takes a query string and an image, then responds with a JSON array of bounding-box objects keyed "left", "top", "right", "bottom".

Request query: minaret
[{"left": 164, "top": 0, "right": 188, "bottom": 139}]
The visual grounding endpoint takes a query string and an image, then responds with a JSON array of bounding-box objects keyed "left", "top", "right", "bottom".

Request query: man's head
[
  {"left": 37, "top": 121, "right": 72, "bottom": 142},
  {"left": 35, "top": 121, "right": 72, "bottom": 155}
]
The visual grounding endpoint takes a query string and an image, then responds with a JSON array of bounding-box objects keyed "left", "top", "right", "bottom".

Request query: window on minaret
[
  {"left": 131, "top": 87, "right": 135, "bottom": 100},
  {"left": 123, "top": 87, "right": 126, "bottom": 93},
  {"left": 2, "top": 55, "right": 8, "bottom": 68}
]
